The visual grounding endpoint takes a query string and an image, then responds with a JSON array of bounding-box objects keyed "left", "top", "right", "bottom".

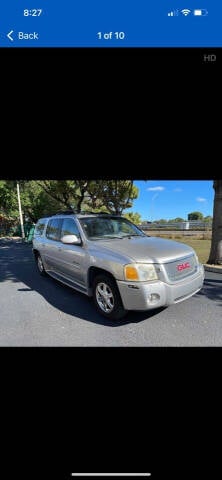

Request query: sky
[{"left": 127, "top": 181, "right": 214, "bottom": 221}]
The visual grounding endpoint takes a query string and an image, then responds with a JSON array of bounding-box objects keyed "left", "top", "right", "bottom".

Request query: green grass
[
  {"left": 153, "top": 235, "right": 211, "bottom": 264},
  {"left": 174, "top": 238, "right": 211, "bottom": 264}
]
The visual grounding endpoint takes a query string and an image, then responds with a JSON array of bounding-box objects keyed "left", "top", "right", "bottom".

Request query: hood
[{"left": 90, "top": 236, "right": 195, "bottom": 264}]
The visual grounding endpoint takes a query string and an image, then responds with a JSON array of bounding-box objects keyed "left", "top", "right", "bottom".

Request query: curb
[{"left": 204, "top": 264, "right": 222, "bottom": 274}]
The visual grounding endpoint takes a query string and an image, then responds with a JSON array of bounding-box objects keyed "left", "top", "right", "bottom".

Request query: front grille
[{"left": 164, "top": 254, "right": 198, "bottom": 282}]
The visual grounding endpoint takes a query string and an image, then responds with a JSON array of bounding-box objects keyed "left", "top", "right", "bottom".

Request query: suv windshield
[{"left": 79, "top": 216, "right": 145, "bottom": 240}]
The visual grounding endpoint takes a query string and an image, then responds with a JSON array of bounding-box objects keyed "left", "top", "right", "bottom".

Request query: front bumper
[{"left": 117, "top": 265, "right": 205, "bottom": 311}]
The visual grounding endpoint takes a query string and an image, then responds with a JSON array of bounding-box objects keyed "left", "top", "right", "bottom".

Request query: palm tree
[{"left": 207, "top": 180, "right": 222, "bottom": 264}]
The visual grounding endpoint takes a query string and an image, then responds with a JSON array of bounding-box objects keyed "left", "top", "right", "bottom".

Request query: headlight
[{"left": 124, "top": 263, "right": 158, "bottom": 282}]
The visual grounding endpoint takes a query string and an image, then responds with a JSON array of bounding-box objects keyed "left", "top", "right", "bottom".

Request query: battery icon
[{"left": 193, "top": 9, "right": 208, "bottom": 16}]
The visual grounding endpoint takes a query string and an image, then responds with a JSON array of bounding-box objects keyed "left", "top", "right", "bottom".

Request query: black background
[
  {"left": 0, "top": 47, "right": 219, "bottom": 179},
  {"left": 0, "top": 46, "right": 221, "bottom": 480},
  {"left": 1, "top": 347, "right": 221, "bottom": 480}
]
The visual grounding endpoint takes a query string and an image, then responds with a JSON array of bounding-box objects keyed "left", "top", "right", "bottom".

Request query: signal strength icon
[
  {"left": 181, "top": 9, "right": 191, "bottom": 16},
  {"left": 168, "top": 10, "right": 179, "bottom": 16}
]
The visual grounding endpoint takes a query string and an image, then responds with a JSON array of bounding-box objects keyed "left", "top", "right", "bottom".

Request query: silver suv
[{"left": 32, "top": 212, "right": 204, "bottom": 320}]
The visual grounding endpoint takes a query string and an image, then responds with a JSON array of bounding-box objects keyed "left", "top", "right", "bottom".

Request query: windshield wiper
[
  {"left": 89, "top": 235, "right": 123, "bottom": 240},
  {"left": 104, "top": 235, "right": 124, "bottom": 239},
  {"left": 122, "top": 234, "right": 144, "bottom": 238}
]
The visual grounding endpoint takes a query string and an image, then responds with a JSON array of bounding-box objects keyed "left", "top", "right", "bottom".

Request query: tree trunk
[
  {"left": 78, "top": 182, "right": 89, "bottom": 212},
  {"left": 207, "top": 180, "right": 222, "bottom": 264},
  {"left": 76, "top": 190, "right": 85, "bottom": 213}
]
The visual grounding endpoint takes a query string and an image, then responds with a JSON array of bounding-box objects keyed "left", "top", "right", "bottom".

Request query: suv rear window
[
  {"left": 46, "top": 218, "right": 62, "bottom": 241},
  {"left": 34, "top": 219, "right": 47, "bottom": 236}
]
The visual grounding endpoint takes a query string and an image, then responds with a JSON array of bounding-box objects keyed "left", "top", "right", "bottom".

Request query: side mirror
[{"left": 61, "top": 234, "right": 81, "bottom": 245}]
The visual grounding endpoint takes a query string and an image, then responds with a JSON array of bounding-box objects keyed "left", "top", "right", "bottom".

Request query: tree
[
  {"left": 156, "top": 219, "right": 168, "bottom": 224},
  {"left": 20, "top": 182, "right": 65, "bottom": 222},
  {"left": 0, "top": 181, "right": 71, "bottom": 223},
  {"left": 171, "top": 217, "right": 184, "bottom": 223},
  {"left": 0, "top": 180, "right": 139, "bottom": 227},
  {"left": 36, "top": 180, "right": 89, "bottom": 212},
  {"left": 86, "top": 180, "right": 138, "bottom": 214},
  {"left": 36, "top": 180, "right": 138, "bottom": 214},
  {"left": 204, "top": 215, "right": 213, "bottom": 223},
  {"left": 124, "top": 212, "right": 141, "bottom": 225},
  {"left": 82, "top": 181, "right": 109, "bottom": 212},
  {"left": 188, "top": 211, "right": 204, "bottom": 220},
  {"left": 0, "top": 181, "right": 20, "bottom": 218},
  {"left": 207, "top": 181, "right": 222, "bottom": 265}
]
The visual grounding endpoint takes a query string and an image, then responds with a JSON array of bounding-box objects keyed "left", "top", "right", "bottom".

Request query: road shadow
[
  {"left": 197, "top": 275, "right": 222, "bottom": 307},
  {"left": 0, "top": 239, "right": 165, "bottom": 327}
]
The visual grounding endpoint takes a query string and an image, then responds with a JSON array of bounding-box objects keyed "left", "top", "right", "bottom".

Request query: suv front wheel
[{"left": 92, "top": 274, "right": 126, "bottom": 320}]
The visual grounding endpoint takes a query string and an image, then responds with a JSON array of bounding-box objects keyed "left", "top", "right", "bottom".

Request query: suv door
[
  {"left": 58, "top": 217, "right": 86, "bottom": 287},
  {"left": 44, "top": 218, "right": 63, "bottom": 270}
]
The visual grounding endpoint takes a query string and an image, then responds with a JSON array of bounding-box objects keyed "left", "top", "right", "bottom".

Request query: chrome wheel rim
[
  {"left": 37, "top": 256, "right": 44, "bottom": 272},
  {"left": 96, "top": 282, "right": 114, "bottom": 313}
]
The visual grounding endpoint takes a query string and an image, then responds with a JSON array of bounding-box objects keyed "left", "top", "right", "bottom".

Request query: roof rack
[
  {"left": 55, "top": 209, "right": 76, "bottom": 215},
  {"left": 54, "top": 210, "right": 121, "bottom": 216},
  {"left": 79, "top": 211, "right": 120, "bottom": 216}
]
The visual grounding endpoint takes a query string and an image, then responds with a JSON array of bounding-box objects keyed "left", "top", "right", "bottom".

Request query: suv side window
[
  {"left": 61, "top": 218, "right": 81, "bottom": 239},
  {"left": 34, "top": 218, "right": 47, "bottom": 236},
  {"left": 46, "top": 218, "right": 62, "bottom": 241}
]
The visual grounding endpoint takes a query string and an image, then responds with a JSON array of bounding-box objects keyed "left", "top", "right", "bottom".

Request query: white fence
[{"left": 140, "top": 220, "right": 212, "bottom": 231}]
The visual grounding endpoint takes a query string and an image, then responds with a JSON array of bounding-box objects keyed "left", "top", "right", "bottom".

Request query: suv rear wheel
[
  {"left": 36, "top": 253, "right": 47, "bottom": 276},
  {"left": 92, "top": 274, "right": 126, "bottom": 320}
]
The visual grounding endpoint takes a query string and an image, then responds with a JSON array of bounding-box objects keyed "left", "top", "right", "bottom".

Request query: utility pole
[{"left": 16, "top": 182, "right": 25, "bottom": 240}]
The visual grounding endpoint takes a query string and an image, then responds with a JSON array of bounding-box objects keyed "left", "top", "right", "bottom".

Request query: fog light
[{"left": 148, "top": 293, "right": 160, "bottom": 302}]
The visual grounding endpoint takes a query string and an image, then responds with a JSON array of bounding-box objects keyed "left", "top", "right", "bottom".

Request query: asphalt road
[{"left": 0, "top": 238, "right": 221, "bottom": 346}]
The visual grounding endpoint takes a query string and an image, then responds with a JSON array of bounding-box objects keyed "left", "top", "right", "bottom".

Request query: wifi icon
[{"left": 181, "top": 9, "right": 191, "bottom": 16}]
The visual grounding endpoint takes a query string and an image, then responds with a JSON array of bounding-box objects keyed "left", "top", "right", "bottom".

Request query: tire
[
  {"left": 35, "top": 253, "right": 47, "bottom": 276},
  {"left": 92, "top": 274, "right": 126, "bottom": 320}
]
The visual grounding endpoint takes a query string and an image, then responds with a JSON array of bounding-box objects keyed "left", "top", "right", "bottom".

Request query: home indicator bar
[{"left": 71, "top": 475, "right": 151, "bottom": 477}]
